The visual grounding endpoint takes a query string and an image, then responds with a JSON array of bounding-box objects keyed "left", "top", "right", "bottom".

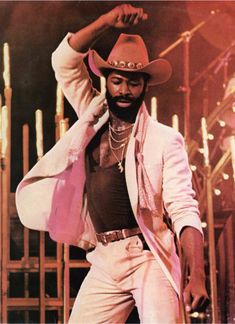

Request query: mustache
[{"left": 112, "top": 95, "right": 135, "bottom": 102}]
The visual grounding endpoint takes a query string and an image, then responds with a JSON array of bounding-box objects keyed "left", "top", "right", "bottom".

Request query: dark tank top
[{"left": 85, "top": 126, "right": 138, "bottom": 233}]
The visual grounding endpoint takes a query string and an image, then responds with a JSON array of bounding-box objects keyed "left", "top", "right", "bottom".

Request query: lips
[{"left": 116, "top": 98, "right": 133, "bottom": 107}]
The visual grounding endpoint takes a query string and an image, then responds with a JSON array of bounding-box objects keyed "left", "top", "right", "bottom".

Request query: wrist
[
  {"left": 98, "top": 14, "right": 113, "bottom": 29},
  {"left": 189, "top": 270, "right": 206, "bottom": 282}
]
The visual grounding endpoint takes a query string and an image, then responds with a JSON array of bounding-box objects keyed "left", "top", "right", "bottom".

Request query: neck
[{"left": 109, "top": 111, "right": 134, "bottom": 130}]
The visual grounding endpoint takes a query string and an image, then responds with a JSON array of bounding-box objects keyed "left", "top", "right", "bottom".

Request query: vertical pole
[
  {"left": 172, "top": 114, "right": 179, "bottom": 132},
  {"left": 4, "top": 88, "right": 12, "bottom": 192},
  {"left": 151, "top": 97, "right": 158, "bottom": 121},
  {"left": 23, "top": 124, "right": 30, "bottom": 323},
  {"left": 55, "top": 83, "right": 64, "bottom": 141},
  {"left": 22, "top": 124, "right": 29, "bottom": 176},
  {"left": 35, "top": 109, "right": 45, "bottom": 322},
  {"left": 223, "top": 57, "right": 229, "bottom": 88},
  {"left": 63, "top": 244, "right": 70, "bottom": 323},
  {"left": 1, "top": 86, "right": 12, "bottom": 324},
  {"left": 39, "top": 231, "right": 45, "bottom": 323},
  {"left": 57, "top": 240, "right": 63, "bottom": 323},
  {"left": 205, "top": 165, "right": 219, "bottom": 323},
  {"left": 55, "top": 89, "right": 64, "bottom": 321},
  {"left": 225, "top": 216, "right": 235, "bottom": 322},
  {"left": 202, "top": 78, "right": 209, "bottom": 118},
  {"left": 1, "top": 122, "right": 8, "bottom": 322},
  {"left": 230, "top": 136, "right": 235, "bottom": 186},
  {"left": 201, "top": 117, "right": 218, "bottom": 323},
  {"left": 3, "top": 89, "right": 12, "bottom": 322},
  {"left": 1, "top": 43, "right": 11, "bottom": 322},
  {"left": 55, "top": 114, "right": 62, "bottom": 143},
  {"left": 100, "top": 76, "right": 106, "bottom": 94},
  {"left": 60, "top": 118, "right": 70, "bottom": 323},
  {"left": 183, "top": 33, "right": 191, "bottom": 146},
  {"left": 1, "top": 159, "right": 8, "bottom": 323},
  {"left": 0, "top": 99, "right": 2, "bottom": 321}
]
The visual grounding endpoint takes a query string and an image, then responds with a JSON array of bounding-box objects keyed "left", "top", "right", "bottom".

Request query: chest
[
  {"left": 90, "top": 128, "right": 130, "bottom": 170},
  {"left": 89, "top": 134, "right": 163, "bottom": 196}
]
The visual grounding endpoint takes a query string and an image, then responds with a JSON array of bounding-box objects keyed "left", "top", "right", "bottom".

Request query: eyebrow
[{"left": 110, "top": 74, "right": 143, "bottom": 81}]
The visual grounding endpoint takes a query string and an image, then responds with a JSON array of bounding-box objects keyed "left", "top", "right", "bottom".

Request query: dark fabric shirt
[{"left": 85, "top": 126, "right": 138, "bottom": 233}]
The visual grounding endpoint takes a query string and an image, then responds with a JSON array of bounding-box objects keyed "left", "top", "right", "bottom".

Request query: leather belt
[{"left": 96, "top": 227, "right": 142, "bottom": 245}]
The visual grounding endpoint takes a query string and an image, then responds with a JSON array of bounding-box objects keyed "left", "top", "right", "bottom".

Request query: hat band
[{"left": 108, "top": 60, "right": 144, "bottom": 70}]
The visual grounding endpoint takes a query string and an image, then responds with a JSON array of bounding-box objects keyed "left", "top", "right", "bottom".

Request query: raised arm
[
  {"left": 51, "top": 4, "right": 147, "bottom": 117},
  {"left": 69, "top": 4, "right": 147, "bottom": 52}
]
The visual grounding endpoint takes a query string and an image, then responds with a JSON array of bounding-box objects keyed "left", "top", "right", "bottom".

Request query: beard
[{"left": 105, "top": 88, "right": 146, "bottom": 123}]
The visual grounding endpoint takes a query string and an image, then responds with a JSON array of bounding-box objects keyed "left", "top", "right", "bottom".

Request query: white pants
[{"left": 69, "top": 235, "right": 181, "bottom": 324}]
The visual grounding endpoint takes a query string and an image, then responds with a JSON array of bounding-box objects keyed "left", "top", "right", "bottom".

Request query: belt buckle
[
  {"left": 110, "top": 230, "right": 120, "bottom": 242},
  {"left": 99, "top": 229, "right": 127, "bottom": 245},
  {"left": 101, "top": 234, "right": 109, "bottom": 246},
  {"left": 121, "top": 228, "right": 129, "bottom": 239}
]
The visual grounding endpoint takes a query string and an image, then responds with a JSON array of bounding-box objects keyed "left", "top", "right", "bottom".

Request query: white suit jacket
[{"left": 16, "top": 34, "right": 203, "bottom": 295}]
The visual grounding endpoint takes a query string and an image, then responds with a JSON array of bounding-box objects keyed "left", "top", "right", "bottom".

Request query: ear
[{"left": 145, "top": 83, "right": 149, "bottom": 92}]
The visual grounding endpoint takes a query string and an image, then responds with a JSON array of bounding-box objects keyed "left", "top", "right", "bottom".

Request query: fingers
[
  {"left": 132, "top": 9, "right": 148, "bottom": 26},
  {"left": 142, "top": 13, "right": 148, "bottom": 21},
  {"left": 183, "top": 279, "right": 209, "bottom": 314},
  {"left": 86, "top": 113, "right": 100, "bottom": 126},
  {"left": 184, "top": 289, "right": 210, "bottom": 314},
  {"left": 191, "top": 295, "right": 210, "bottom": 313},
  {"left": 115, "top": 4, "right": 148, "bottom": 26},
  {"left": 93, "top": 99, "right": 107, "bottom": 118},
  {"left": 82, "top": 94, "right": 107, "bottom": 126},
  {"left": 183, "top": 289, "right": 192, "bottom": 313}
]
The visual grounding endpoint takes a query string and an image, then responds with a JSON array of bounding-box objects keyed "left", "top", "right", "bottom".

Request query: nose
[{"left": 119, "top": 81, "right": 130, "bottom": 95}]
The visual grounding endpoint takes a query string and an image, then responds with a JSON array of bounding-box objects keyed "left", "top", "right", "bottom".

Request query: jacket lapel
[{"left": 125, "top": 134, "right": 138, "bottom": 216}]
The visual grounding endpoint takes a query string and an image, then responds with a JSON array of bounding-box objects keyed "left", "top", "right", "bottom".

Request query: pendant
[{"left": 118, "top": 161, "right": 124, "bottom": 173}]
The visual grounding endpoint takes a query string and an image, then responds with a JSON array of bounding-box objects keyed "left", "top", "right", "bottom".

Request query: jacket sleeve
[
  {"left": 51, "top": 32, "right": 98, "bottom": 117},
  {"left": 162, "top": 131, "right": 203, "bottom": 239}
]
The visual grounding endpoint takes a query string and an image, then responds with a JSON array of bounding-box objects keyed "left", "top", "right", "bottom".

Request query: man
[{"left": 16, "top": 4, "right": 209, "bottom": 323}]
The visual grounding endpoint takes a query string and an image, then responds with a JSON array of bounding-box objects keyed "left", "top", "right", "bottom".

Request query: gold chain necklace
[
  {"left": 109, "top": 122, "right": 134, "bottom": 135},
  {"left": 108, "top": 126, "right": 131, "bottom": 173},
  {"left": 109, "top": 128, "right": 131, "bottom": 144},
  {"left": 108, "top": 135, "right": 130, "bottom": 150},
  {"left": 108, "top": 136, "right": 127, "bottom": 173}
]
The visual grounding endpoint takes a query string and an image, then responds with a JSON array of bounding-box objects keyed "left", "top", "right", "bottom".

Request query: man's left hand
[{"left": 183, "top": 277, "right": 210, "bottom": 313}]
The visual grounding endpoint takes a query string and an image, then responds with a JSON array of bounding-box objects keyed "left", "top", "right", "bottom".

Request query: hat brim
[{"left": 88, "top": 49, "right": 172, "bottom": 86}]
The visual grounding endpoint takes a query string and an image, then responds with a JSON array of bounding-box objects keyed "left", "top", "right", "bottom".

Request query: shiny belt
[{"left": 96, "top": 227, "right": 142, "bottom": 245}]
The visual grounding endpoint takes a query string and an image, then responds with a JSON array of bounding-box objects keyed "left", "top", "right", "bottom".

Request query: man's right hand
[
  {"left": 102, "top": 4, "right": 148, "bottom": 29},
  {"left": 69, "top": 4, "right": 147, "bottom": 56}
]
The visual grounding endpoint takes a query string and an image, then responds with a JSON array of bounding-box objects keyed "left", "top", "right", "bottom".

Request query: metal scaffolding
[{"left": 1, "top": 39, "right": 235, "bottom": 323}]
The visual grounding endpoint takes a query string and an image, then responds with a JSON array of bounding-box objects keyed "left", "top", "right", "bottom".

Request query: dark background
[{"left": 0, "top": 1, "right": 234, "bottom": 191}]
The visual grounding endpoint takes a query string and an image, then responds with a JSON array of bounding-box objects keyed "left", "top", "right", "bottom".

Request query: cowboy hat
[{"left": 88, "top": 33, "right": 172, "bottom": 86}]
